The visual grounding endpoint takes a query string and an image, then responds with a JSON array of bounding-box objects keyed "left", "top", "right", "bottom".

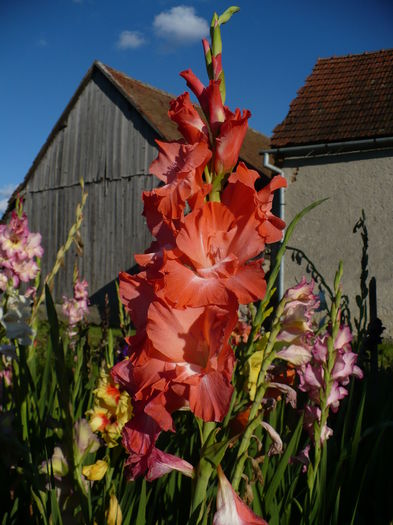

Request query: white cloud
[
  {"left": 117, "top": 30, "right": 146, "bottom": 50},
  {"left": 0, "top": 184, "right": 16, "bottom": 215},
  {"left": 153, "top": 6, "right": 208, "bottom": 45}
]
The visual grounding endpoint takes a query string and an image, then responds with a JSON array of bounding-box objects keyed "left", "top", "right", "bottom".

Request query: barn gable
[{"left": 20, "top": 65, "right": 161, "bottom": 308}]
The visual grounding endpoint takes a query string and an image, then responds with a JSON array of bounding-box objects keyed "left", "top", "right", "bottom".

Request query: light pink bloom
[
  {"left": 62, "top": 278, "right": 89, "bottom": 335},
  {"left": 276, "top": 278, "right": 319, "bottom": 367},
  {"left": 213, "top": 465, "right": 268, "bottom": 525},
  {"left": 284, "top": 277, "right": 319, "bottom": 311},
  {"left": 0, "top": 210, "right": 43, "bottom": 288},
  {"left": 276, "top": 344, "right": 312, "bottom": 366},
  {"left": 145, "top": 448, "right": 194, "bottom": 481}
]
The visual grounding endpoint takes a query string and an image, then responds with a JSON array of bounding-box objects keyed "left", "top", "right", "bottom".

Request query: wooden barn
[{"left": 4, "top": 61, "right": 271, "bottom": 318}]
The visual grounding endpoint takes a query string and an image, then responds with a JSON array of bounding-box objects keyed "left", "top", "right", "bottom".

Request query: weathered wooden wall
[{"left": 23, "top": 69, "right": 160, "bottom": 313}]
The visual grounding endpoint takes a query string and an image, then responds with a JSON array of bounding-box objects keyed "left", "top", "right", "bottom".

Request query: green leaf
[
  {"left": 349, "top": 382, "right": 366, "bottom": 478},
  {"left": 31, "top": 489, "right": 49, "bottom": 525},
  {"left": 264, "top": 416, "right": 303, "bottom": 509},
  {"left": 135, "top": 479, "right": 147, "bottom": 525},
  {"left": 202, "top": 434, "right": 238, "bottom": 468},
  {"left": 49, "top": 489, "right": 63, "bottom": 525}
]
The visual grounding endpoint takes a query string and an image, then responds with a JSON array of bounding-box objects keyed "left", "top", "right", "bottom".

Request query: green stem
[
  {"left": 232, "top": 298, "right": 286, "bottom": 490},
  {"left": 307, "top": 262, "right": 343, "bottom": 495},
  {"left": 190, "top": 421, "right": 216, "bottom": 524}
]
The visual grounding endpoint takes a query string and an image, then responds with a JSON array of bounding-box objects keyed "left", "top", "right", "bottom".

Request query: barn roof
[
  {"left": 271, "top": 49, "right": 393, "bottom": 148},
  {"left": 4, "top": 61, "right": 269, "bottom": 217}
]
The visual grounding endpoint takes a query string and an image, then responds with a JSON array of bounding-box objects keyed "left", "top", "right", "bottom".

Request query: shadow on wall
[
  {"left": 287, "top": 210, "right": 385, "bottom": 373},
  {"left": 89, "top": 264, "right": 139, "bottom": 326}
]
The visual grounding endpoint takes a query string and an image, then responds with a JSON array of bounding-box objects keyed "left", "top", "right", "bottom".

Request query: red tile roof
[{"left": 271, "top": 49, "right": 393, "bottom": 148}]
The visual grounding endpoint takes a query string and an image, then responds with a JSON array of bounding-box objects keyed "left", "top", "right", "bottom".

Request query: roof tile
[{"left": 271, "top": 49, "right": 393, "bottom": 147}]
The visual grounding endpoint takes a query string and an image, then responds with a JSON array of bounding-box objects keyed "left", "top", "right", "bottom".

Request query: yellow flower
[
  {"left": 106, "top": 493, "right": 122, "bottom": 525},
  {"left": 82, "top": 460, "right": 108, "bottom": 481},
  {"left": 88, "top": 408, "right": 111, "bottom": 433},
  {"left": 246, "top": 350, "right": 263, "bottom": 401},
  {"left": 87, "top": 368, "right": 133, "bottom": 448},
  {"left": 245, "top": 333, "right": 270, "bottom": 400}
]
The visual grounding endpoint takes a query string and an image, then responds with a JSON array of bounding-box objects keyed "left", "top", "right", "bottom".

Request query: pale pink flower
[
  {"left": 276, "top": 278, "right": 319, "bottom": 366},
  {"left": 299, "top": 324, "right": 363, "bottom": 441},
  {"left": 62, "top": 278, "right": 89, "bottom": 335},
  {"left": 145, "top": 448, "right": 194, "bottom": 481},
  {"left": 0, "top": 210, "right": 43, "bottom": 288}
]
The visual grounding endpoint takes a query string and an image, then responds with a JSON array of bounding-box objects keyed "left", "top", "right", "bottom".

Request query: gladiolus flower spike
[{"left": 111, "top": 4, "right": 285, "bottom": 506}]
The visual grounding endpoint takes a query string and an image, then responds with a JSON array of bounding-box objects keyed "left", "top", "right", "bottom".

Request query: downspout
[{"left": 263, "top": 152, "right": 286, "bottom": 299}]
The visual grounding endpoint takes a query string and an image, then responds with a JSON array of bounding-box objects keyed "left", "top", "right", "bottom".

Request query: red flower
[
  {"left": 223, "top": 163, "right": 287, "bottom": 244},
  {"left": 146, "top": 298, "right": 237, "bottom": 422},
  {"left": 162, "top": 201, "right": 266, "bottom": 307},
  {"left": 148, "top": 140, "right": 212, "bottom": 222},
  {"left": 168, "top": 92, "right": 208, "bottom": 144},
  {"left": 180, "top": 69, "right": 251, "bottom": 175}
]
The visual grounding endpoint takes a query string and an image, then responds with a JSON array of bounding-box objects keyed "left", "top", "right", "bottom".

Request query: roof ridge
[
  {"left": 316, "top": 48, "right": 393, "bottom": 63},
  {"left": 97, "top": 61, "right": 176, "bottom": 101}
]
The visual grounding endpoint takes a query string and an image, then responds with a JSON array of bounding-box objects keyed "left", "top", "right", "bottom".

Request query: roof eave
[{"left": 263, "top": 136, "right": 393, "bottom": 160}]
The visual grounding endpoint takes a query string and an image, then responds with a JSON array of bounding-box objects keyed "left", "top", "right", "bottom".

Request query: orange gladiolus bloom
[{"left": 162, "top": 201, "right": 266, "bottom": 307}]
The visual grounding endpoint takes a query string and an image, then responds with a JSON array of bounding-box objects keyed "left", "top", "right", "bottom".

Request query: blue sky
[{"left": 1, "top": 0, "right": 392, "bottom": 211}]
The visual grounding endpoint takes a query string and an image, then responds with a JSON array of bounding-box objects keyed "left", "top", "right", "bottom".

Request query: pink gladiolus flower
[
  {"left": 299, "top": 324, "right": 363, "bottom": 440},
  {"left": 62, "top": 277, "right": 89, "bottom": 335},
  {"left": 0, "top": 210, "right": 43, "bottom": 288},
  {"left": 290, "top": 444, "right": 310, "bottom": 473},
  {"left": 213, "top": 465, "right": 268, "bottom": 525},
  {"left": 276, "top": 278, "right": 320, "bottom": 367},
  {"left": 145, "top": 448, "right": 194, "bottom": 481}
]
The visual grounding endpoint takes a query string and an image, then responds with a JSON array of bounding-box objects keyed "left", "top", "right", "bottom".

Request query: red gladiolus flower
[
  {"left": 223, "top": 163, "right": 287, "bottom": 244},
  {"left": 213, "top": 108, "right": 251, "bottom": 175},
  {"left": 168, "top": 92, "right": 208, "bottom": 144},
  {"left": 162, "top": 201, "right": 266, "bottom": 307},
  {"left": 180, "top": 69, "right": 250, "bottom": 175},
  {"left": 146, "top": 298, "right": 237, "bottom": 422},
  {"left": 148, "top": 140, "right": 212, "bottom": 221}
]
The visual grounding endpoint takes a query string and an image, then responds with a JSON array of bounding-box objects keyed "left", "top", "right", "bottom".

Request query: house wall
[
  {"left": 22, "top": 68, "right": 160, "bottom": 312},
  {"left": 281, "top": 149, "right": 393, "bottom": 337}
]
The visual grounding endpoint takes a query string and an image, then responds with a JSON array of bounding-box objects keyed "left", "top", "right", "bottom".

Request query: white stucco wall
[{"left": 282, "top": 149, "right": 393, "bottom": 337}]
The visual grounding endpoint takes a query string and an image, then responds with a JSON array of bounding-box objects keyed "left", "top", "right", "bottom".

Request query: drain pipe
[{"left": 263, "top": 152, "right": 286, "bottom": 299}]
